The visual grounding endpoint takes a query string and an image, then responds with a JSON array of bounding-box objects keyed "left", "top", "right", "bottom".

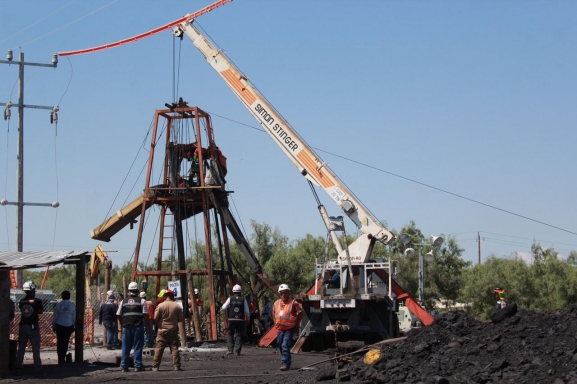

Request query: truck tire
[{"left": 491, "top": 302, "right": 518, "bottom": 324}]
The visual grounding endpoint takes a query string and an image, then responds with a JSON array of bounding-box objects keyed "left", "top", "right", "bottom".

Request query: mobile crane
[{"left": 173, "top": 19, "right": 432, "bottom": 350}]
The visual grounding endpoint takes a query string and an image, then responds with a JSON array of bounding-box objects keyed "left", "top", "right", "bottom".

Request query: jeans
[
  {"left": 54, "top": 324, "right": 75, "bottom": 364},
  {"left": 103, "top": 321, "right": 116, "bottom": 347},
  {"left": 276, "top": 328, "right": 295, "bottom": 368},
  {"left": 144, "top": 319, "right": 155, "bottom": 347},
  {"left": 121, "top": 324, "right": 144, "bottom": 369},
  {"left": 16, "top": 324, "right": 42, "bottom": 371}
]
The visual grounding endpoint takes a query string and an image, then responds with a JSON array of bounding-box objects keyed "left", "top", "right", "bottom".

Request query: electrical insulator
[{"left": 7, "top": 49, "right": 13, "bottom": 61}]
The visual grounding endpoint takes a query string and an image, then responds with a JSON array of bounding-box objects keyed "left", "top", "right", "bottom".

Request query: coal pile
[{"left": 324, "top": 304, "right": 577, "bottom": 383}]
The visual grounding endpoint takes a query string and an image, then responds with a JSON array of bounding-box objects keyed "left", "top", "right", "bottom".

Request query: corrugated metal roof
[{"left": 0, "top": 250, "right": 89, "bottom": 270}]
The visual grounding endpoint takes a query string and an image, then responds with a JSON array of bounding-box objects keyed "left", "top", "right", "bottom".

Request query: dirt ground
[
  {"left": 4, "top": 342, "right": 336, "bottom": 384},
  {"left": 10, "top": 304, "right": 575, "bottom": 383}
]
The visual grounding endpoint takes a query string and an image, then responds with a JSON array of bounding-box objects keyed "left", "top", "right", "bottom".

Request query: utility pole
[
  {"left": 0, "top": 50, "right": 59, "bottom": 288},
  {"left": 477, "top": 232, "right": 481, "bottom": 265}
]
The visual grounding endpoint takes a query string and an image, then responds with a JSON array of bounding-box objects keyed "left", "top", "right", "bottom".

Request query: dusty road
[{"left": 5, "top": 342, "right": 337, "bottom": 384}]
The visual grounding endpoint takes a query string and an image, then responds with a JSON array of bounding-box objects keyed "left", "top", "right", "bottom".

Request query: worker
[
  {"left": 258, "top": 293, "right": 273, "bottom": 335},
  {"left": 99, "top": 293, "right": 118, "bottom": 349},
  {"left": 116, "top": 282, "right": 150, "bottom": 372},
  {"left": 107, "top": 290, "right": 121, "bottom": 347},
  {"left": 194, "top": 288, "right": 203, "bottom": 323},
  {"left": 221, "top": 284, "right": 249, "bottom": 356},
  {"left": 494, "top": 287, "right": 507, "bottom": 311},
  {"left": 156, "top": 289, "right": 167, "bottom": 306},
  {"left": 246, "top": 294, "right": 258, "bottom": 344},
  {"left": 9, "top": 296, "right": 15, "bottom": 321},
  {"left": 52, "top": 290, "right": 76, "bottom": 365},
  {"left": 273, "top": 284, "right": 303, "bottom": 371},
  {"left": 323, "top": 269, "right": 341, "bottom": 288},
  {"left": 140, "top": 292, "right": 155, "bottom": 348},
  {"left": 187, "top": 289, "right": 203, "bottom": 337},
  {"left": 15, "top": 281, "right": 44, "bottom": 377},
  {"left": 152, "top": 289, "right": 184, "bottom": 372}
]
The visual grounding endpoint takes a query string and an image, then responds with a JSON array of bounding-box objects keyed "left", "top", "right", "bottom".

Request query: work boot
[
  {"left": 152, "top": 367, "right": 158, "bottom": 372},
  {"left": 280, "top": 365, "right": 289, "bottom": 371},
  {"left": 174, "top": 367, "right": 183, "bottom": 371}
]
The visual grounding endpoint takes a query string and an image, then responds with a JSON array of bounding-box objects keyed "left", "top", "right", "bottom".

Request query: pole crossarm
[
  {"left": 1, "top": 102, "right": 55, "bottom": 110},
  {"left": 1, "top": 201, "right": 57, "bottom": 207},
  {"left": 0, "top": 59, "right": 56, "bottom": 68}
]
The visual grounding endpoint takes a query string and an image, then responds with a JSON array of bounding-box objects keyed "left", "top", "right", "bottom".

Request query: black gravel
[{"left": 320, "top": 304, "right": 577, "bottom": 383}]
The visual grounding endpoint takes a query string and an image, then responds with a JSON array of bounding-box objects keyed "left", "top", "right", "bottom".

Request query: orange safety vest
[{"left": 273, "top": 299, "right": 298, "bottom": 331}]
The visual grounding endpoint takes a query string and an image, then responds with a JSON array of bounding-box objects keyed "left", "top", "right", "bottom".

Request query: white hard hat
[
  {"left": 23, "top": 281, "right": 36, "bottom": 292},
  {"left": 232, "top": 284, "right": 242, "bottom": 292},
  {"left": 278, "top": 284, "right": 290, "bottom": 293},
  {"left": 107, "top": 290, "right": 113, "bottom": 296},
  {"left": 128, "top": 282, "right": 139, "bottom": 291},
  {"left": 194, "top": 288, "right": 199, "bottom": 294},
  {"left": 139, "top": 292, "right": 147, "bottom": 298}
]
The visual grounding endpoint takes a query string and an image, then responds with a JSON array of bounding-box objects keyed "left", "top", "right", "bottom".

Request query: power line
[{"left": 207, "top": 113, "right": 577, "bottom": 238}]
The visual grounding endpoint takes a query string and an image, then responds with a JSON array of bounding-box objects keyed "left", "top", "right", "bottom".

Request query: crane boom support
[{"left": 177, "top": 22, "right": 395, "bottom": 256}]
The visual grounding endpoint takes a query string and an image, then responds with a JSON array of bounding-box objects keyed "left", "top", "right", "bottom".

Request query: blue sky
[{"left": 1, "top": 1, "right": 576, "bottom": 268}]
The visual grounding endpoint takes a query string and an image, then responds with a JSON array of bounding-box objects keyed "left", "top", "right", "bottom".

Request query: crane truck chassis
[{"left": 173, "top": 19, "right": 432, "bottom": 350}]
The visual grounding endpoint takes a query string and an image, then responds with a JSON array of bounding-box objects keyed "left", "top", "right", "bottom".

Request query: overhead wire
[
  {"left": 205, "top": 112, "right": 577, "bottom": 238},
  {"left": 0, "top": 0, "right": 76, "bottom": 44},
  {"left": 16, "top": 0, "right": 121, "bottom": 48}
]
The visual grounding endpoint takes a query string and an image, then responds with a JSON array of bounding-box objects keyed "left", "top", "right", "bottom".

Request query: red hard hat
[{"left": 165, "top": 289, "right": 174, "bottom": 295}]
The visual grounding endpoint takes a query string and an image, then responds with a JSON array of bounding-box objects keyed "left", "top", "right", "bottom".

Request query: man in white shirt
[{"left": 52, "top": 290, "right": 76, "bottom": 365}]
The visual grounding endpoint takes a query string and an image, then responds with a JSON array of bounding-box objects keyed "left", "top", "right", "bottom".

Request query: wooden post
[
  {"left": 75, "top": 254, "right": 86, "bottom": 364},
  {"left": 0, "top": 270, "right": 11, "bottom": 378},
  {"left": 186, "top": 270, "right": 203, "bottom": 342},
  {"left": 104, "top": 261, "right": 111, "bottom": 293}
]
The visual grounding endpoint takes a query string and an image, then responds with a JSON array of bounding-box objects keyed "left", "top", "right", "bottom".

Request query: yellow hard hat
[{"left": 158, "top": 289, "right": 167, "bottom": 298}]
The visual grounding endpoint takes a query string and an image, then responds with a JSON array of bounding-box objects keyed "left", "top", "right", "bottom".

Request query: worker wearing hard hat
[
  {"left": 152, "top": 289, "right": 184, "bottom": 372},
  {"left": 99, "top": 292, "right": 119, "bottom": 349},
  {"left": 116, "top": 282, "right": 150, "bottom": 372},
  {"left": 258, "top": 293, "right": 273, "bottom": 335},
  {"left": 15, "top": 281, "right": 44, "bottom": 377},
  {"left": 273, "top": 284, "right": 303, "bottom": 371},
  {"left": 156, "top": 289, "right": 167, "bottom": 306},
  {"left": 221, "top": 284, "right": 249, "bottom": 356},
  {"left": 140, "top": 292, "right": 155, "bottom": 348},
  {"left": 494, "top": 287, "right": 507, "bottom": 312}
]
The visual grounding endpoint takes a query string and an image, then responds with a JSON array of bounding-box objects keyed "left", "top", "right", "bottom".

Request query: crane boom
[{"left": 175, "top": 21, "right": 395, "bottom": 262}]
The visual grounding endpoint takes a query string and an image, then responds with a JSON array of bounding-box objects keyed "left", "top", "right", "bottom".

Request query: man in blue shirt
[
  {"left": 53, "top": 290, "right": 76, "bottom": 365},
  {"left": 324, "top": 269, "right": 341, "bottom": 288}
]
